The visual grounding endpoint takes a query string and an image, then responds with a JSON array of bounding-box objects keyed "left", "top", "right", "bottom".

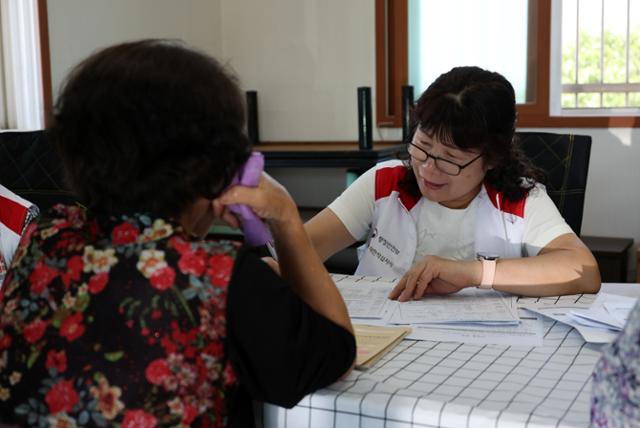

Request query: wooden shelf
[{"left": 258, "top": 142, "right": 404, "bottom": 169}]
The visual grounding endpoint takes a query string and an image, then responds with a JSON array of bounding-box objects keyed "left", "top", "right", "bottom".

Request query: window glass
[{"left": 408, "top": 0, "right": 531, "bottom": 103}]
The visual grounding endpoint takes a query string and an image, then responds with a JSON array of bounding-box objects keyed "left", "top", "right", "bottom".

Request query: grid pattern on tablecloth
[{"left": 264, "top": 291, "right": 602, "bottom": 428}]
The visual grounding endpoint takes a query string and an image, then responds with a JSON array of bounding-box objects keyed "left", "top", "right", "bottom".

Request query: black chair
[
  {"left": 516, "top": 132, "right": 592, "bottom": 236},
  {"left": 0, "top": 130, "right": 77, "bottom": 212}
]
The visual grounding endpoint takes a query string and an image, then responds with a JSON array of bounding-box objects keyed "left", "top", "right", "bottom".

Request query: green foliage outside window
[{"left": 562, "top": 29, "right": 640, "bottom": 108}]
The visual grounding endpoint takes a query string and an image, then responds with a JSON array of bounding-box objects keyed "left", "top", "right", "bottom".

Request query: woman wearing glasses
[{"left": 306, "top": 66, "right": 600, "bottom": 299}]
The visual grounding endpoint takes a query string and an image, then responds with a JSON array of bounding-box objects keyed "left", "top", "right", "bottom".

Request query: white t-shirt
[{"left": 328, "top": 165, "right": 573, "bottom": 264}]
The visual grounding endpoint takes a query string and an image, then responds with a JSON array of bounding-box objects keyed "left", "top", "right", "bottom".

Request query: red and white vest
[
  {"left": 0, "top": 185, "right": 36, "bottom": 284},
  {"left": 355, "top": 161, "right": 528, "bottom": 278}
]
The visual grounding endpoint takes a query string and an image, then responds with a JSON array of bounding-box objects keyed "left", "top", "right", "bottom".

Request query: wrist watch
[{"left": 476, "top": 253, "right": 499, "bottom": 289}]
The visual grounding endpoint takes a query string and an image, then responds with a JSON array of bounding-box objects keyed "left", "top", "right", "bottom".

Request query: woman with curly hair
[
  {"left": 306, "top": 66, "right": 600, "bottom": 299},
  {"left": 0, "top": 40, "right": 354, "bottom": 427}
]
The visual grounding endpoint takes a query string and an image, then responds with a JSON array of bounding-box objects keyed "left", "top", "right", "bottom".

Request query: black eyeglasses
[{"left": 407, "top": 143, "right": 482, "bottom": 176}]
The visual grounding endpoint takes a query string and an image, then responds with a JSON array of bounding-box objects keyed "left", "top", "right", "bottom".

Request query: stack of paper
[
  {"left": 522, "top": 293, "right": 638, "bottom": 343},
  {"left": 570, "top": 293, "right": 636, "bottom": 330}
]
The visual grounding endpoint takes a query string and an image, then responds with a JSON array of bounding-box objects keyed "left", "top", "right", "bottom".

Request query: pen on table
[{"left": 266, "top": 240, "right": 278, "bottom": 261}]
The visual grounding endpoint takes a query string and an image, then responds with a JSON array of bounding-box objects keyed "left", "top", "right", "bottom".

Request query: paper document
[
  {"left": 331, "top": 274, "right": 542, "bottom": 346},
  {"left": 571, "top": 292, "right": 637, "bottom": 331},
  {"left": 334, "top": 276, "right": 395, "bottom": 319},
  {"left": 523, "top": 306, "right": 619, "bottom": 343},
  {"left": 386, "top": 288, "right": 518, "bottom": 325},
  {"left": 405, "top": 309, "right": 543, "bottom": 346}
]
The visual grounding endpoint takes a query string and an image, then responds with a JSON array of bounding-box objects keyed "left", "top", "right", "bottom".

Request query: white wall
[
  {"left": 47, "top": 0, "right": 222, "bottom": 96},
  {"left": 45, "top": 0, "right": 640, "bottom": 245},
  {"left": 218, "top": 0, "right": 380, "bottom": 142}
]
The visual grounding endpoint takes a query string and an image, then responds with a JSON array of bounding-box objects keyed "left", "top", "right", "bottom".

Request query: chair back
[
  {"left": 516, "top": 132, "right": 591, "bottom": 235},
  {"left": 0, "top": 130, "right": 76, "bottom": 212}
]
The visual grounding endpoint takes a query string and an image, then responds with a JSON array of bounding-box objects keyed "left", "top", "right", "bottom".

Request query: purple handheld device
[{"left": 229, "top": 152, "right": 273, "bottom": 247}]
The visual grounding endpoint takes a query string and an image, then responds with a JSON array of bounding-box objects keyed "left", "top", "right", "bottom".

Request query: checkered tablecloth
[{"left": 262, "top": 285, "right": 640, "bottom": 428}]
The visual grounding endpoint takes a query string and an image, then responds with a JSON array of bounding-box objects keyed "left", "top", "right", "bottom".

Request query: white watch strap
[{"left": 478, "top": 258, "right": 496, "bottom": 289}]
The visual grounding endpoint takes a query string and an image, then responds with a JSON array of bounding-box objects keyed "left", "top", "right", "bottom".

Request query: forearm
[
  {"left": 492, "top": 248, "right": 601, "bottom": 296},
  {"left": 270, "top": 214, "right": 353, "bottom": 334},
  {"left": 454, "top": 248, "right": 601, "bottom": 297}
]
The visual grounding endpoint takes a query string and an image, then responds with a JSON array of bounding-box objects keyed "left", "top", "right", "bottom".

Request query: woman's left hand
[{"left": 388, "top": 256, "right": 480, "bottom": 301}]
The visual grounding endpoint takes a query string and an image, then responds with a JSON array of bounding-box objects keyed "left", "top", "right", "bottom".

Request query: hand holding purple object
[{"left": 228, "top": 152, "right": 273, "bottom": 247}]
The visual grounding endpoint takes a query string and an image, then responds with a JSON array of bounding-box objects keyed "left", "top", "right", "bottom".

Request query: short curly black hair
[
  {"left": 401, "top": 66, "right": 544, "bottom": 201},
  {"left": 48, "top": 39, "right": 251, "bottom": 217}
]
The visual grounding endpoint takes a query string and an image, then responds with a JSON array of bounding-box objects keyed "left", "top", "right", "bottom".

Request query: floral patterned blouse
[
  {"left": 0, "top": 204, "right": 355, "bottom": 427},
  {"left": 591, "top": 299, "right": 640, "bottom": 427}
]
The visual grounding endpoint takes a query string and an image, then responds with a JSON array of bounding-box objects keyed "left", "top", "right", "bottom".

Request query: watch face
[{"left": 476, "top": 253, "right": 500, "bottom": 261}]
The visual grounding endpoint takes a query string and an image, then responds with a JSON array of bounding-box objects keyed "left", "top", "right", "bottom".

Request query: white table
[{"left": 262, "top": 284, "right": 640, "bottom": 428}]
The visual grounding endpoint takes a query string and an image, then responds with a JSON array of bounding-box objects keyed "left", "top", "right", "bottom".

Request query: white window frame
[
  {"left": 0, "top": 0, "right": 44, "bottom": 130},
  {"left": 549, "top": 0, "right": 640, "bottom": 117}
]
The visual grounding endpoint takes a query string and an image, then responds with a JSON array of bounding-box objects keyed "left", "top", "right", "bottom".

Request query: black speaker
[
  {"left": 246, "top": 90, "right": 260, "bottom": 145},
  {"left": 401, "top": 85, "right": 414, "bottom": 143},
  {"left": 357, "top": 87, "right": 372, "bottom": 150}
]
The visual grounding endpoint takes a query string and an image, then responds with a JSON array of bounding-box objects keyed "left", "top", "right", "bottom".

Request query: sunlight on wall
[{"left": 608, "top": 127, "right": 633, "bottom": 147}]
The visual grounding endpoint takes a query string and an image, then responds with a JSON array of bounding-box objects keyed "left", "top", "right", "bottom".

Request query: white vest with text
[{"left": 355, "top": 161, "right": 528, "bottom": 278}]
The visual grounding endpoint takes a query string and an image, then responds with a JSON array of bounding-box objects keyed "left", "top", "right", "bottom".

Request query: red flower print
[
  {"left": 160, "top": 335, "right": 177, "bottom": 354},
  {"left": 149, "top": 266, "right": 175, "bottom": 291},
  {"left": 122, "top": 410, "right": 157, "bottom": 428},
  {"left": 223, "top": 362, "right": 237, "bottom": 386},
  {"left": 214, "top": 394, "right": 226, "bottom": 414},
  {"left": 46, "top": 349, "right": 67, "bottom": 373},
  {"left": 184, "top": 345, "right": 197, "bottom": 359},
  {"left": 206, "top": 254, "right": 234, "bottom": 286},
  {"left": 0, "top": 332, "right": 12, "bottom": 349},
  {"left": 18, "top": 222, "right": 37, "bottom": 246},
  {"left": 145, "top": 359, "right": 172, "bottom": 385},
  {"left": 178, "top": 250, "right": 206, "bottom": 276},
  {"left": 169, "top": 235, "right": 191, "bottom": 254},
  {"left": 183, "top": 403, "right": 198, "bottom": 425},
  {"left": 203, "top": 341, "right": 224, "bottom": 358},
  {"left": 45, "top": 379, "right": 79, "bottom": 414},
  {"left": 61, "top": 255, "right": 83, "bottom": 289},
  {"left": 88, "top": 272, "right": 109, "bottom": 294},
  {"left": 23, "top": 319, "right": 48, "bottom": 343},
  {"left": 171, "top": 327, "right": 189, "bottom": 346},
  {"left": 12, "top": 223, "right": 36, "bottom": 265},
  {"left": 59, "top": 313, "right": 86, "bottom": 342},
  {"left": 111, "top": 221, "right": 139, "bottom": 245},
  {"left": 29, "top": 262, "right": 58, "bottom": 294},
  {"left": 151, "top": 310, "right": 162, "bottom": 320}
]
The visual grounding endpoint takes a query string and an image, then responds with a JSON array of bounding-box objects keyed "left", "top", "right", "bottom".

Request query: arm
[
  {"left": 490, "top": 233, "right": 600, "bottom": 295},
  {"left": 390, "top": 233, "right": 601, "bottom": 301},
  {"left": 305, "top": 165, "right": 376, "bottom": 262},
  {"left": 304, "top": 208, "right": 357, "bottom": 262},
  {"left": 220, "top": 173, "right": 353, "bottom": 335}
]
